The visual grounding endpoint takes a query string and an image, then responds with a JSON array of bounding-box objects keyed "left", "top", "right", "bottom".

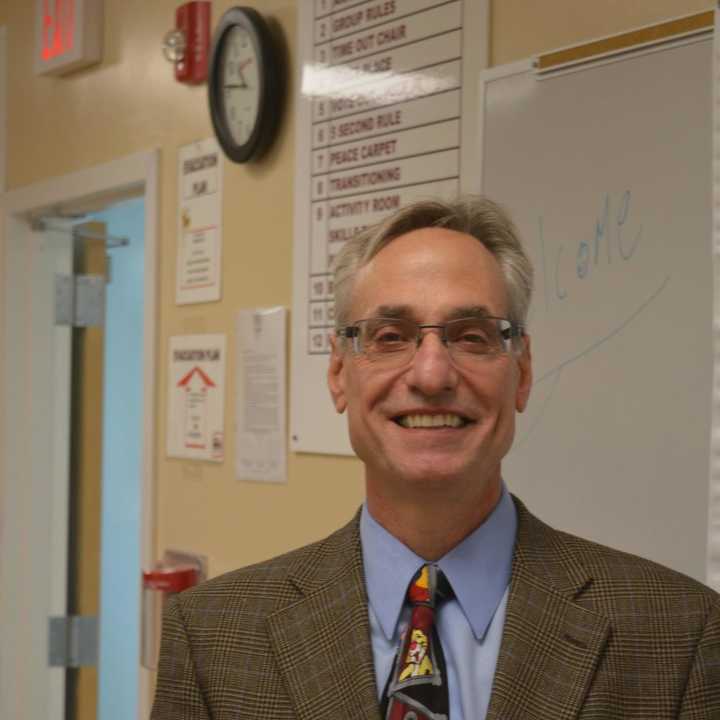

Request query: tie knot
[{"left": 407, "top": 564, "right": 453, "bottom": 607}]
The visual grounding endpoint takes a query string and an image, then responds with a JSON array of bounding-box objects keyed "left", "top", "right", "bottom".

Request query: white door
[{"left": 1, "top": 220, "right": 74, "bottom": 719}]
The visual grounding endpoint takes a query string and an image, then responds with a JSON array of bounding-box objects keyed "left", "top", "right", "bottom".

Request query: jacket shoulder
[
  {"left": 557, "top": 525, "right": 716, "bottom": 597},
  {"left": 513, "top": 496, "right": 718, "bottom": 615},
  {"left": 174, "top": 511, "right": 362, "bottom": 613}
]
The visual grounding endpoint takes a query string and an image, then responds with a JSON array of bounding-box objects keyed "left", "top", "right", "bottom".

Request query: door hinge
[
  {"left": 48, "top": 616, "right": 99, "bottom": 667},
  {"left": 54, "top": 274, "right": 106, "bottom": 327}
]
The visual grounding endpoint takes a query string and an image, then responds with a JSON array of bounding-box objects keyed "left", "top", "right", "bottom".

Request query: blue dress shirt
[{"left": 360, "top": 486, "right": 517, "bottom": 720}]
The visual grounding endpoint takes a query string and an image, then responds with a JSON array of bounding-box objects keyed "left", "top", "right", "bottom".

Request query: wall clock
[{"left": 207, "top": 7, "right": 282, "bottom": 163}]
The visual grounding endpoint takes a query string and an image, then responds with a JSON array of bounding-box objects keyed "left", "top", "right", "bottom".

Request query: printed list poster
[{"left": 291, "top": 0, "right": 489, "bottom": 454}]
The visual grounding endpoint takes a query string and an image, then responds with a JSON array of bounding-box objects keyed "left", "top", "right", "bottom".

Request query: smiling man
[{"left": 152, "top": 198, "right": 720, "bottom": 720}]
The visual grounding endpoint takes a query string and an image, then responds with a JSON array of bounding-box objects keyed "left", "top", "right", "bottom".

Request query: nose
[{"left": 404, "top": 329, "right": 459, "bottom": 396}]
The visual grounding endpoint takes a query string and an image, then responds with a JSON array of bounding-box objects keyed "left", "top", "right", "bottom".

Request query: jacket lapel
[
  {"left": 487, "top": 500, "right": 610, "bottom": 720},
  {"left": 266, "top": 519, "right": 381, "bottom": 720}
]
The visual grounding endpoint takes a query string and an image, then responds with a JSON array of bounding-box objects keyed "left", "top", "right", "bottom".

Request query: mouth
[{"left": 393, "top": 413, "right": 472, "bottom": 429}]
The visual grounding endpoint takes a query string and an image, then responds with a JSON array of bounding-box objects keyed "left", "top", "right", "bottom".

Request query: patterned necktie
[{"left": 381, "top": 564, "right": 451, "bottom": 720}]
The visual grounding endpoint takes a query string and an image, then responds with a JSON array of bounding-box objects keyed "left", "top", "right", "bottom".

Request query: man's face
[{"left": 328, "top": 228, "right": 532, "bottom": 506}]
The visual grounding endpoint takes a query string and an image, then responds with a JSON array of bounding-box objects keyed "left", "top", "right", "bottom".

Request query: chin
[{"left": 389, "top": 457, "right": 478, "bottom": 488}]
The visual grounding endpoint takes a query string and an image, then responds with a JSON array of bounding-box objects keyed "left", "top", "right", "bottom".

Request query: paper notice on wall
[
  {"left": 176, "top": 138, "right": 223, "bottom": 304},
  {"left": 235, "top": 307, "right": 287, "bottom": 483},
  {"left": 167, "top": 334, "right": 226, "bottom": 462}
]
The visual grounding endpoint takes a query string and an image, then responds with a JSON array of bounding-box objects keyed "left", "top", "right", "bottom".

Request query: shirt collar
[{"left": 360, "top": 485, "right": 517, "bottom": 642}]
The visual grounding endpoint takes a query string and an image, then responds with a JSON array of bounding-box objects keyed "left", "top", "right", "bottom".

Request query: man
[{"left": 152, "top": 197, "right": 720, "bottom": 719}]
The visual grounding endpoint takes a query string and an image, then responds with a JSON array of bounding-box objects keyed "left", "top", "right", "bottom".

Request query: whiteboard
[{"left": 478, "top": 35, "right": 716, "bottom": 583}]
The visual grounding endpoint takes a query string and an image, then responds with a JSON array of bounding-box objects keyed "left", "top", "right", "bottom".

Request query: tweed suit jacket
[{"left": 151, "top": 498, "right": 720, "bottom": 719}]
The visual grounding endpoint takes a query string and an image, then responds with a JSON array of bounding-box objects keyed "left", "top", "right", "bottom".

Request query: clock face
[
  {"left": 208, "top": 7, "right": 283, "bottom": 164},
  {"left": 220, "top": 25, "right": 260, "bottom": 146}
]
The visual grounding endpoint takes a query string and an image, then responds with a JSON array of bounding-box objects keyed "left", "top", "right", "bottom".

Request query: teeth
[{"left": 398, "top": 413, "right": 465, "bottom": 428}]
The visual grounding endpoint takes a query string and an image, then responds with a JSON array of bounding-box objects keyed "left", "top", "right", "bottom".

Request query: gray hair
[{"left": 332, "top": 196, "right": 534, "bottom": 331}]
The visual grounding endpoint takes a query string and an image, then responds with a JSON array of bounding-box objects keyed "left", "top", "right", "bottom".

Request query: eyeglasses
[{"left": 337, "top": 316, "right": 524, "bottom": 367}]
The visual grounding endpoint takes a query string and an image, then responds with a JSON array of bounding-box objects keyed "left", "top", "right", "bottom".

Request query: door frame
[
  {"left": 0, "top": 149, "right": 159, "bottom": 720},
  {"left": 0, "top": 25, "right": 7, "bottom": 193}
]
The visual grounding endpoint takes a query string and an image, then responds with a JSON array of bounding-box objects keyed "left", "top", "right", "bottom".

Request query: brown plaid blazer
[{"left": 151, "top": 498, "right": 720, "bottom": 719}]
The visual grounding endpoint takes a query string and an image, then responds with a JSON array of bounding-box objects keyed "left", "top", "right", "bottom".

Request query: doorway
[{"left": 0, "top": 152, "right": 158, "bottom": 720}]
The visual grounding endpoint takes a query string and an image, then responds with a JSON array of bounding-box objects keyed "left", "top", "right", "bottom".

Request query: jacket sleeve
[
  {"left": 678, "top": 596, "right": 720, "bottom": 719},
  {"left": 150, "top": 594, "right": 212, "bottom": 720}
]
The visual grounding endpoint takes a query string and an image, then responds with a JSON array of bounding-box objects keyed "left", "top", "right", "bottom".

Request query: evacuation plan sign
[{"left": 167, "top": 334, "right": 226, "bottom": 462}]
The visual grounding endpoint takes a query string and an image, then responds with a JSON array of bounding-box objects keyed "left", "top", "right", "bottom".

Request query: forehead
[{"left": 350, "top": 227, "right": 508, "bottom": 319}]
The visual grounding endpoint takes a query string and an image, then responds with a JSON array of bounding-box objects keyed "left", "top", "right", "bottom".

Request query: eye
[
  {"left": 457, "top": 329, "right": 490, "bottom": 344},
  {"left": 375, "top": 328, "right": 405, "bottom": 343},
  {"left": 363, "top": 319, "right": 414, "bottom": 351},
  {"left": 449, "top": 319, "right": 499, "bottom": 352}
]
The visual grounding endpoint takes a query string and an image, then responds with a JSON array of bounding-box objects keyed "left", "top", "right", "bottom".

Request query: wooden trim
[
  {"left": 536, "top": 10, "right": 714, "bottom": 72},
  {"left": 0, "top": 27, "right": 6, "bottom": 193}
]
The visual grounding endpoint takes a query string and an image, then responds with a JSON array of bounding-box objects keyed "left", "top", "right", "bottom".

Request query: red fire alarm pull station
[
  {"left": 141, "top": 562, "right": 201, "bottom": 668},
  {"left": 163, "top": 1, "right": 211, "bottom": 84},
  {"left": 143, "top": 565, "right": 199, "bottom": 594}
]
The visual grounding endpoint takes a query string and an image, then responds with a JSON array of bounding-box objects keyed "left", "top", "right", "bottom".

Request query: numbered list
[{"left": 307, "top": 0, "right": 464, "bottom": 354}]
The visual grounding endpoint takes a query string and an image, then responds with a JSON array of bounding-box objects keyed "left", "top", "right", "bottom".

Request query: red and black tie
[{"left": 381, "top": 564, "right": 452, "bottom": 720}]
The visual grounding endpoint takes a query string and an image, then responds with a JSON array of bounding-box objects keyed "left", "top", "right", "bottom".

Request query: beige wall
[
  {"left": 1, "top": 0, "right": 711, "bottom": 577},
  {"left": 491, "top": 0, "right": 710, "bottom": 65}
]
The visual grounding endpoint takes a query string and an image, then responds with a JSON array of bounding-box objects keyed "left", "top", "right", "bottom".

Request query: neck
[{"left": 366, "top": 478, "right": 502, "bottom": 560}]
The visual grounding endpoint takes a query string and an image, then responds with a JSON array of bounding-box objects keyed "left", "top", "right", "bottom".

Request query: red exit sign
[
  {"left": 40, "top": 0, "right": 75, "bottom": 61},
  {"left": 35, "top": 0, "right": 103, "bottom": 75}
]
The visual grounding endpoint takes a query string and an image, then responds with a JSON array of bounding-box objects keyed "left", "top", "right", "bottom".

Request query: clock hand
[{"left": 236, "top": 57, "right": 253, "bottom": 88}]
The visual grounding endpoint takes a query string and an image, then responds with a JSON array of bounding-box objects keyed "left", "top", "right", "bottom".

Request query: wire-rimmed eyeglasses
[{"left": 337, "top": 316, "right": 525, "bottom": 366}]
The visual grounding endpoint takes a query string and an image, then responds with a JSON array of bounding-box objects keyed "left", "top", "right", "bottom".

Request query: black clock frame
[{"left": 207, "top": 7, "right": 282, "bottom": 163}]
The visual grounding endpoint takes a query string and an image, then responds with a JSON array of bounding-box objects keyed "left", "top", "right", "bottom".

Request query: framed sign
[{"left": 291, "top": 0, "right": 489, "bottom": 454}]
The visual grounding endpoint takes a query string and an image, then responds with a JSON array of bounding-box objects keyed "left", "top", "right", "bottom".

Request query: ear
[
  {"left": 515, "top": 334, "right": 533, "bottom": 413},
  {"left": 327, "top": 333, "right": 348, "bottom": 414}
]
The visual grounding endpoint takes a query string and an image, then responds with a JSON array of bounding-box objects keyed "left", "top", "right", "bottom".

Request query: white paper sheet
[
  {"left": 235, "top": 307, "right": 287, "bottom": 483},
  {"left": 176, "top": 138, "right": 223, "bottom": 304}
]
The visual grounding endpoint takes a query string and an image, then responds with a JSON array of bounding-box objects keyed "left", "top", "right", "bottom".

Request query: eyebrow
[
  {"left": 369, "top": 305, "right": 497, "bottom": 321},
  {"left": 373, "top": 304, "right": 415, "bottom": 319},
  {"left": 445, "top": 305, "right": 495, "bottom": 321}
]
